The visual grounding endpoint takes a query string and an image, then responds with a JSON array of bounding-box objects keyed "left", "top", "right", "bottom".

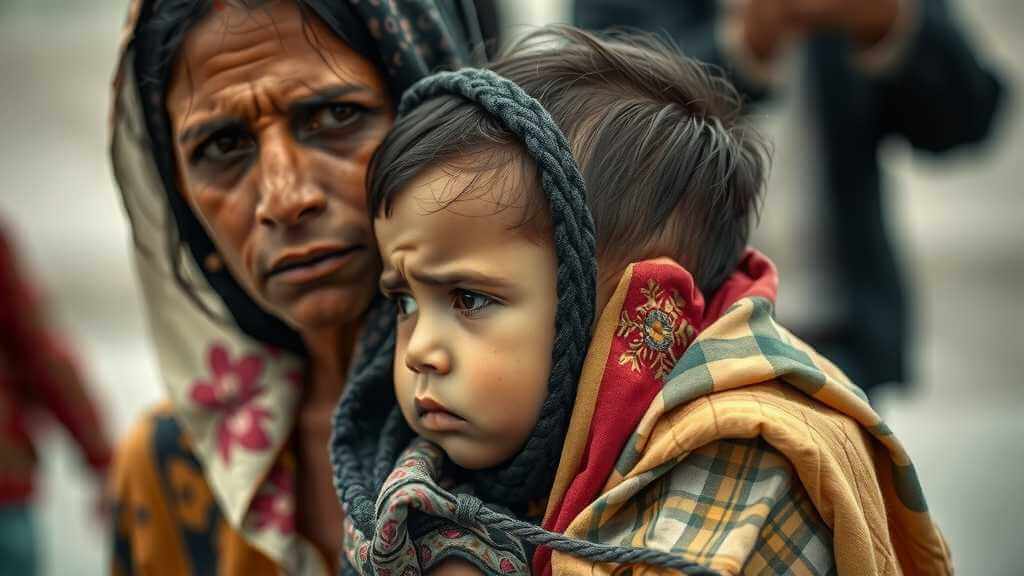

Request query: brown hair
[{"left": 368, "top": 25, "right": 768, "bottom": 295}]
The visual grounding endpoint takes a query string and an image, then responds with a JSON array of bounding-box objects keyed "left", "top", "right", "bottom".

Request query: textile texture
[
  {"left": 108, "top": 1, "right": 474, "bottom": 572},
  {"left": 542, "top": 256, "right": 951, "bottom": 575}
]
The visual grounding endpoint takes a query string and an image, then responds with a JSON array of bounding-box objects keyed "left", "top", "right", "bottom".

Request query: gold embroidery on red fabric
[{"left": 616, "top": 279, "right": 696, "bottom": 380}]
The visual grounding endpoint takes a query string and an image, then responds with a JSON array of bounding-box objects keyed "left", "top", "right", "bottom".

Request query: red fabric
[
  {"left": 701, "top": 250, "right": 779, "bottom": 327},
  {"left": 534, "top": 250, "right": 778, "bottom": 574},
  {"left": 0, "top": 226, "right": 111, "bottom": 502}
]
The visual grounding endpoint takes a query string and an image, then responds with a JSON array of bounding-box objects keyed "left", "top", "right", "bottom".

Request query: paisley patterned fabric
[{"left": 342, "top": 438, "right": 529, "bottom": 576}]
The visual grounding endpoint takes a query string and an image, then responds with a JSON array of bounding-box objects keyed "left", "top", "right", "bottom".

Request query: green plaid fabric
[
  {"left": 584, "top": 437, "right": 834, "bottom": 575},
  {"left": 554, "top": 272, "right": 949, "bottom": 574}
]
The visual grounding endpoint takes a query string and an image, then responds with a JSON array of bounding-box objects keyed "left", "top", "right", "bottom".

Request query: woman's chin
[{"left": 277, "top": 285, "right": 375, "bottom": 335}]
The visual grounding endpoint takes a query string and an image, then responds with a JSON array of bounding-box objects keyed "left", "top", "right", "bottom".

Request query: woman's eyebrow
[
  {"left": 178, "top": 117, "right": 243, "bottom": 145},
  {"left": 288, "top": 84, "right": 373, "bottom": 114},
  {"left": 177, "top": 84, "right": 374, "bottom": 145}
]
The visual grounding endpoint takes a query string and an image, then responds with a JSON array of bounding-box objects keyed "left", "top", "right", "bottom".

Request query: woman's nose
[
  {"left": 255, "top": 130, "right": 326, "bottom": 228},
  {"left": 404, "top": 317, "right": 452, "bottom": 376}
]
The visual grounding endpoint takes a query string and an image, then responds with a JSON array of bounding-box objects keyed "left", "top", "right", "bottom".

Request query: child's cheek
[
  {"left": 470, "top": 326, "right": 549, "bottom": 440},
  {"left": 392, "top": 333, "right": 418, "bottom": 424}
]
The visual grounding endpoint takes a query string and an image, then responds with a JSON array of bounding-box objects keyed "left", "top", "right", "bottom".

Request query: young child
[{"left": 332, "top": 27, "right": 950, "bottom": 576}]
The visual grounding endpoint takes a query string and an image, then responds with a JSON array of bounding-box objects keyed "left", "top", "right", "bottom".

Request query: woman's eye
[
  {"left": 302, "top": 103, "right": 362, "bottom": 135},
  {"left": 452, "top": 290, "right": 494, "bottom": 315},
  {"left": 395, "top": 294, "right": 418, "bottom": 317},
  {"left": 194, "top": 129, "right": 255, "bottom": 164}
]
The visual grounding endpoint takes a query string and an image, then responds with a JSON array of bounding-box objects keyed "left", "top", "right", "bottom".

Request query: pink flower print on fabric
[
  {"left": 380, "top": 519, "right": 399, "bottom": 547},
  {"left": 189, "top": 344, "right": 272, "bottom": 464},
  {"left": 249, "top": 463, "right": 295, "bottom": 534}
]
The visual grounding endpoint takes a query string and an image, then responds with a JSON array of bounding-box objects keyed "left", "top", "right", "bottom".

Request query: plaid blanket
[
  {"left": 598, "top": 436, "right": 836, "bottom": 575},
  {"left": 542, "top": 254, "right": 951, "bottom": 575}
]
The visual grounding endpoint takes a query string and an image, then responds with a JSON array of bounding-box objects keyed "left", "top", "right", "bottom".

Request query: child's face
[{"left": 375, "top": 166, "right": 557, "bottom": 469}]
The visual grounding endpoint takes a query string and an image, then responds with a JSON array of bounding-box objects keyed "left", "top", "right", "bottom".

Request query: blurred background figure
[
  {"left": 0, "top": 221, "right": 112, "bottom": 576},
  {"left": 574, "top": 0, "right": 1006, "bottom": 400},
  {"left": 0, "top": 0, "right": 1021, "bottom": 573}
]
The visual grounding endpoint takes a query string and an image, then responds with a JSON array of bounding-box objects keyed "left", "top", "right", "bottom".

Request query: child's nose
[{"left": 404, "top": 320, "right": 451, "bottom": 375}]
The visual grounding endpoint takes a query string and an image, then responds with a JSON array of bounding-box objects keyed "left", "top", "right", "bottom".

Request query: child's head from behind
[
  {"left": 493, "top": 26, "right": 768, "bottom": 306},
  {"left": 368, "top": 26, "right": 766, "bottom": 472}
]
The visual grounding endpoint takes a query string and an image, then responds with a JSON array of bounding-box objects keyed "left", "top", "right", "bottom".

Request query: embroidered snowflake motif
[{"left": 616, "top": 279, "right": 696, "bottom": 380}]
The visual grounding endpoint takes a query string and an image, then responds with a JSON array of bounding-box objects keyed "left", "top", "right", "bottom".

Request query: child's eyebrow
[{"left": 379, "top": 268, "right": 512, "bottom": 292}]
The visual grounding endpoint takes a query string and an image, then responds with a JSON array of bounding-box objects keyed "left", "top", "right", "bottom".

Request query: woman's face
[{"left": 166, "top": 1, "right": 393, "bottom": 333}]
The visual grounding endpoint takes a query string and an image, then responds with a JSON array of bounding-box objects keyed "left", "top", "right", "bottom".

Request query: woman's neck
[
  {"left": 301, "top": 321, "right": 360, "bottom": 408},
  {"left": 294, "top": 322, "right": 360, "bottom": 571}
]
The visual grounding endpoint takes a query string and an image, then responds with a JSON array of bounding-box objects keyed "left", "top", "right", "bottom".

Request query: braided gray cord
[{"left": 450, "top": 494, "right": 719, "bottom": 575}]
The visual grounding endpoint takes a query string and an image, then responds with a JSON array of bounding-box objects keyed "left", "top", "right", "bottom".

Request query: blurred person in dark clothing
[
  {"left": 575, "top": 0, "right": 1005, "bottom": 398},
  {"left": 0, "top": 222, "right": 112, "bottom": 576}
]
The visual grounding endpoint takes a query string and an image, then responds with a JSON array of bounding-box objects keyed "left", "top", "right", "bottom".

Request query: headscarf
[{"left": 109, "top": 1, "right": 476, "bottom": 570}]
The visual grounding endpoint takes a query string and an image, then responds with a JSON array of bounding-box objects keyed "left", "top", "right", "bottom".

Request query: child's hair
[{"left": 368, "top": 25, "right": 768, "bottom": 295}]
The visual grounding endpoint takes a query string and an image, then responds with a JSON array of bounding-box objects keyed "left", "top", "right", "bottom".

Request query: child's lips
[
  {"left": 415, "top": 397, "right": 467, "bottom": 432},
  {"left": 418, "top": 411, "right": 469, "bottom": 432}
]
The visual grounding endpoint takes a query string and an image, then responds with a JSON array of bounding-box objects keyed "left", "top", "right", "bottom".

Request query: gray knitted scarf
[{"left": 330, "top": 68, "right": 718, "bottom": 576}]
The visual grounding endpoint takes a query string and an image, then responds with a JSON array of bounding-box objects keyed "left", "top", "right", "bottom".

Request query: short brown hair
[{"left": 368, "top": 25, "right": 768, "bottom": 295}]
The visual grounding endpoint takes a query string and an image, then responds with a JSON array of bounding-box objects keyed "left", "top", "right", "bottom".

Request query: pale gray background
[{"left": 0, "top": 1, "right": 1021, "bottom": 573}]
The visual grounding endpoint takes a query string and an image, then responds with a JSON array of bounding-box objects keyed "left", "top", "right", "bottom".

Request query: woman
[{"left": 108, "top": 1, "right": 479, "bottom": 573}]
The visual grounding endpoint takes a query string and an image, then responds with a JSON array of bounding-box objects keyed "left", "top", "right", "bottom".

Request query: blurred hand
[
  {"left": 739, "top": 0, "right": 802, "bottom": 62},
  {"left": 428, "top": 558, "right": 485, "bottom": 576},
  {"left": 737, "top": 0, "right": 901, "bottom": 62}
]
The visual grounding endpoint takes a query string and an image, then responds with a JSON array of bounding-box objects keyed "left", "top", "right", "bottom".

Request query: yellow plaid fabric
[
  {"left": 551, "top": 260, "right": 950, "bottom": 575},
  {"left": 576, "top": 437, "right": 834, "bottom": 575}
]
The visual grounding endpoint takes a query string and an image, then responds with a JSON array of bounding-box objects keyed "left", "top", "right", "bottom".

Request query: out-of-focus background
[{"left": 0, "top": 0, "right": 1020, "bottom": 573}]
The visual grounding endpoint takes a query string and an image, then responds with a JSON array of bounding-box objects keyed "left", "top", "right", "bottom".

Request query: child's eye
[
  {"left": 394, "top": 294, "right": 418, "bottom": 317},
  {"left": 452, "top": 290, "right": 494, "bottom": 316}
]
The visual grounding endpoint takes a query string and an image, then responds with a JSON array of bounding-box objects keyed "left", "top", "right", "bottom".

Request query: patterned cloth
[
  {"left": 542, "top": 254, "right": 951, "bottom": 575},
  {"left": 342, "top": 438, "right": 529, "bottom": 576},
  {"left": 108, "top": 1, "right": 474, "bottom": 573},
  {"left": 595, "top": 437, "right": 835, "bottom": 576},
  {"left": 111, "top": 403, "right": 295, "bottom": 575}
]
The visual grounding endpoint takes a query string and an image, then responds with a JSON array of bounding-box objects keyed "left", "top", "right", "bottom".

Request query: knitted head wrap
[{"left": 332, "top": 66, "right": 597, "bottom": 524}]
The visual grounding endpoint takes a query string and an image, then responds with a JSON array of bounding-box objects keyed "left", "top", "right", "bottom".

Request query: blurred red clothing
[{"left": 0, "top": 225, "right": 112, "bottom": 504}]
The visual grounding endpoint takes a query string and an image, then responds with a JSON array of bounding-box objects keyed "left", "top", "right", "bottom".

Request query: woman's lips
[
  {"left": 265, "top": 245, "right": 363, "bottom": 286},
  {"left": 415, "top": 397, "right": 467, "bottom": 433}
]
